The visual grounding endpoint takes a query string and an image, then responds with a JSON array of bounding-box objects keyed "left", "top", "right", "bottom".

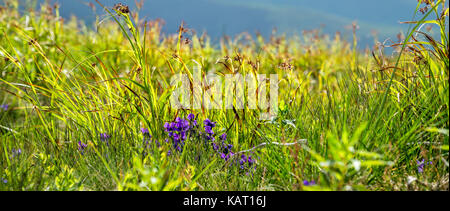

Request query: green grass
[{"left": 0, "top": 0, "right": 448, "bottom": 191}]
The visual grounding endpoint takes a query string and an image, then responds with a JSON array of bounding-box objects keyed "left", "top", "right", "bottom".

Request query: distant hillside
[{"left": 31, "top": 0, "right": 445, "bottom": 48}]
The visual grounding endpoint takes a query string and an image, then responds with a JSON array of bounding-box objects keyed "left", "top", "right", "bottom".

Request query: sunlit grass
[{"left": 0, "top": 0, "right": 448, "bottom": 191}]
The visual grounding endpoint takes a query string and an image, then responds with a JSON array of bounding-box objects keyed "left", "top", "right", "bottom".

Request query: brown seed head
[{"left": 113, "top": 3, "right": 129, "bottom": 14}]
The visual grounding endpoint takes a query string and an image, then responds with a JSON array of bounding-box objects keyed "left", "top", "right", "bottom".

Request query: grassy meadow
[{"left": 0, "top": 0, "right": 448, "bottom": 191}]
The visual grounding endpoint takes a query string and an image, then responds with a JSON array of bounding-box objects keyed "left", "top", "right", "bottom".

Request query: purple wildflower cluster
[
  {"left": 212, "top": 131, "right": 256, "bottom": 172},
  {"left": 303, "top": 180, "right": 316, "bottom": 186},
  {"left": 417, "top": 159, "right": 432, "bottom": 173},
  {"left": 76, "top": 133, "right": 110, "bottom": 156},
  {"left": 140, "top": 127, "right": 159, "bottom": 157},
  {"left": 238, "top": 154, "right": 256, "bottom": 170},
  {"left": 141, "top": 128, "right": 152, "bottom": 144},
  {"left": 213, "top": 132, "right": 234, "bottom": 161},
  {"left": 164, "top": 114, "right": 197, "bottom": 153},
  {"left": 204, "top": 119, "right": 235, "bottom": 162},
  {"left": 78, "top": 141, "right": 88, "bottom": 154},
  {"left": 161, "top": 113, "right": 258, "bottom": 173},
  {"left": 187, "top": 113, "right": 197, "bottom": 124},
  {"left": 203, "top": 118, "right": 216, "bottom": 141},
  {"left": 0, "top": 104, "right": 8, "bottom": 111},
  {"left": 100, "top": 133, "right": 111, "bottom": 146},
  {"left": 100, "top": 133, "right": 110, "bottom": 141},
  {"left": 141, "top": 128, "right": 150, "bottom": 135},
  {"left": 11, "top": 148, "right": 22, "bottom": 158}
]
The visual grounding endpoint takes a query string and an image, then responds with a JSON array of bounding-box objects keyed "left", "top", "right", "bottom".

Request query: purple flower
[
  {"left": 175, "top": 117, "right": 182, "bottom": 123},
  {"left": 205, "top": 126, "right": 214, "bottom": 135},
  {"left": 225, "top": 152, "right": 234, "bottom": 161},
  {"left": 164, "top": 117, "right": 192, "bottom": 153},
  {"left": 187, "top": 114, "right": 198, "bottom": 127},
  {"left": 141, "top": 128, "right": 150, "bottom": 135},
  {"left": 1, "top": 178, "right": 6, "bottom": 184},
  {"left": 220, "top": 152, "right": 234, "bottom": 161},
  {"left": 247, "top": 155, "right": 256, "bottom": 167},
  {"left": 303, "top": 180, "right": 316, "bottom": 186},
  {"left": 173, "top": 117, "right": 190, "bottom": 132},
  {"left": 221, "top": 144, "right": 230, "bottom": 154},
  {"left": 239, "top": 155, "right": 247, "bottom": 169},
  {"left": 173, "top": 133, "right": 180, "bottom": 141},
  {"left": 204, "top": 119, "right": 216, "bottom": 128},
  {"left": 0, "top": 104, "right": 8, "bottom": 111},
  {"left": 212, "top": 143, "right": 218, "bottom": 151},
  {"left": 164, "top": 122, "right": 171, "bottom": 132},
  {"left": 141, "top": 128, "right": 152, "bottom": 145},
  {"left": 202, "top": 119, "right": 217, "bottom": 142},
  {"left": 239, "top": 159, "right": 245, "bottom": 168},
  {"left": 220, "top": 133, "right": 227, "bottom": 141},
  {"left": 99, "top": 133, "right": 111, "bottom": 147},
  {"left": 100, "top": 133, "right": 110, "bottom": 141},
  {"left": 418, "top": 166, "right": 424, "bottom": 173},
  {"left": 78, "top": 141, "right": 87, "bottom": 150},
  {"left": 187, "top": 113, "right": 195, "bottom": 121},
  {"left": 213, "top": 133, "right": 236, "bottom": 162},
  {"left": 417, "top": 159, "right": 425, "bottom": 173},
  {"left": 11, "top": 148, "right": 22, "bottom": 157},
  {"left": 417, "top": 159, "right": 432, "bottom": 173},
  {"left": 78, "top": 141, "right": 88, "bottom": 154}
]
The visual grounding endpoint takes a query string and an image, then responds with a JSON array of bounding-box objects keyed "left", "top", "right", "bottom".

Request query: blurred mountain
[{"left": 29, "top": 0, "right": 441, "bottom": 48}]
